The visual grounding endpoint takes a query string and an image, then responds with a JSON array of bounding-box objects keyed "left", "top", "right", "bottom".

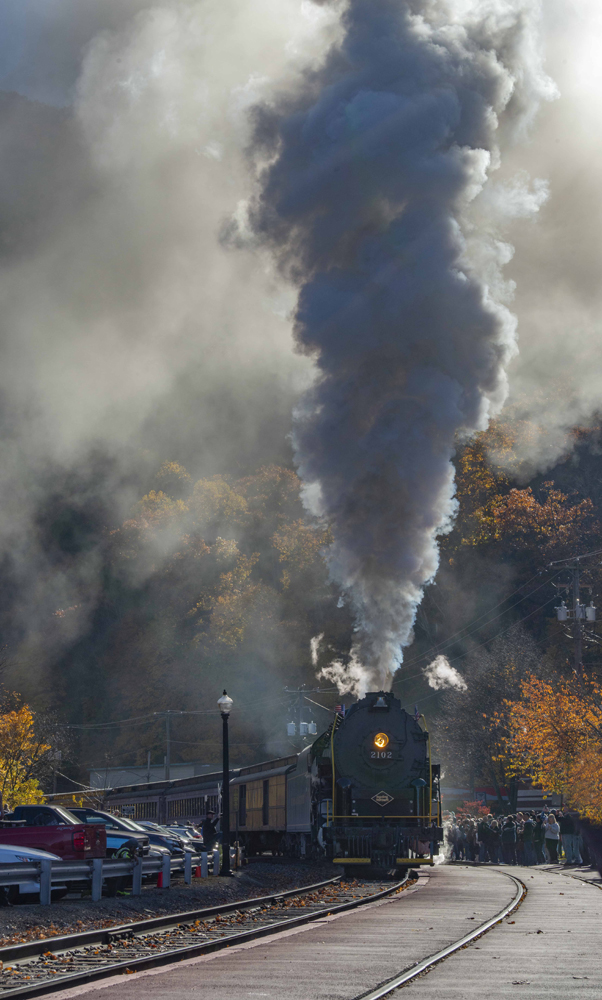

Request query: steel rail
[
  {"left": 355, "top": 870, "right": 525, "bottom": 1000},
  {"left": 0, "top": 874, "right": 342, "bottom": 963},
  {"left": 0, "top": 875, "right": 408, "bottom": 998}
]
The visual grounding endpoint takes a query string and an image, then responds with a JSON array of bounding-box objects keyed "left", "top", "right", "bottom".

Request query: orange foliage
[
  {"left": 493, "top": 484, "right": 599, "bottom": 563},
  {"left": 500, "top": 673, "right": 602, "bottom": 822},
  {"left": 457, "top": 800, "right": 490, "bottom": 819}
]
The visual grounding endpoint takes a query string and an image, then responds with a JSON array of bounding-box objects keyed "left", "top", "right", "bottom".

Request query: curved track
[{"left": 356, "top": 870, "right": 525, "bottom": 999}]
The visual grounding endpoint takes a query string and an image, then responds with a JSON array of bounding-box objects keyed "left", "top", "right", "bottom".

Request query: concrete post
[
  {"left": 91, "top": 858, "right": 103, "bottom": 902},
  {"left": 213, "top": 848, "right": 220, "bottom": 876},
  {"left": 184, "top": 851, "right": 192, "bottom": 885},
  {"left": 162, "top": 853, "right": 171, "bottom": 889},
  {"left": 39, "top": 859, "right": 52, "bottom": 906},
  {"left": 132, "top": 856, "right": 143, "bottom": 896},
  {"left": 201, "top": 851, "right": 208, "bottom": 878}
]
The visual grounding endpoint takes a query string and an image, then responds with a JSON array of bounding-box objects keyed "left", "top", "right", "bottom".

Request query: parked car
[
  {"left": 162, "top": 823, "right": 204, "bottom": 850},
  {"left": 68, "top": 808, "right": 150, "bottom": 857},
  {"left": 0, "top": 844, "right": 68, "bottom": 904},
  {"left": 4, "top": 806, "right": 106, "bottom": 860},
  {"left": 125, "top": 820, "right": 187, "bottom": 856}
]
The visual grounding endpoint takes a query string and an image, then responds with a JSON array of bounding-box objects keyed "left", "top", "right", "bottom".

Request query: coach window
[
  {"left": 262, "top": 780, "right": 269, "bottom": 826},
  {"left": 239, "top": 785, "right": 247, "bottom": 827}
]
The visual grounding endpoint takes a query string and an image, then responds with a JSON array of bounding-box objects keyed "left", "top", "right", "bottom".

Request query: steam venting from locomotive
[
  {"left": 424, "top": 655, "right": 467, "bottom": 692},
  {"left": 246, "top": 0, "right": 555, "bottom": 695}
]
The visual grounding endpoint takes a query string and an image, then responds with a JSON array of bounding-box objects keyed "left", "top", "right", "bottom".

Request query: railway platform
[{"left": 49, "top": 864, "right": 601, "bottom": 1000}]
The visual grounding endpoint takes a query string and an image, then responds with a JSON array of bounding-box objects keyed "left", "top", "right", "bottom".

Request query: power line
[
  {"left": 58, "top": 691, "right": 295, "bottom": 731},
  {"left": 393, "top": 569, "right": 561, "bottom": 683},
  {"left": 549, "top": 546, "right": 602, "bottom": 567}
]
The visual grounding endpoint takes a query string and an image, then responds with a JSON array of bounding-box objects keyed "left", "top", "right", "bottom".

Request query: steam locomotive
[
  {"left": 311, "top": 689, "right": 442, "bottom": 872},
  {"left": 101, "top": 690, "right": 442, "bottom": 874}
]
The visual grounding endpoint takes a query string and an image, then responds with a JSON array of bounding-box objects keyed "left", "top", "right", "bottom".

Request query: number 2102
[{"left": 370, "top": 751, "right": 392, "bottom": 759}]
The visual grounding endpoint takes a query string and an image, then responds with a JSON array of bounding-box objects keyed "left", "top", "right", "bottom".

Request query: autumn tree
[
  {"left": 499, "top": 673, "right": 602, "bottom": 822},
  {"left": 0, "top": 697, "right": 65, "bottom": 808}
]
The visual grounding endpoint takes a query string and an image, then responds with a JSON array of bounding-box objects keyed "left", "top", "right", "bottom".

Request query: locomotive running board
[{"left": 333, "top": 858, "right": 371, "bottom": 864}]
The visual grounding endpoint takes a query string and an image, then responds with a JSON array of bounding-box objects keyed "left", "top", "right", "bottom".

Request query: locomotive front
[{"left": 313, "top": 690, "right": 442, "bottom": 872}]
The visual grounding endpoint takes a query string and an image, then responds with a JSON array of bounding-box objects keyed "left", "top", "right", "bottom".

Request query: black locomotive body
[{"left": 314, "top": 690, "right": 442, "bottom": 871}]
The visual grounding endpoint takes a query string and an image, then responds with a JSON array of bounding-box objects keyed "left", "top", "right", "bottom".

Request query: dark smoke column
[{"left": 248, "top": 0, "right": 554, "bottom": 693}]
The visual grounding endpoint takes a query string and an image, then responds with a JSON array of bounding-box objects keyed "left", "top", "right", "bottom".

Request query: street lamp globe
[{"left": 218, "top": 690, "right": 233, "bottom": 716}]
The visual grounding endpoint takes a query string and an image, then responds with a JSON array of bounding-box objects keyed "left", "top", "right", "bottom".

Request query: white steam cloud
[
  {"left": 310, "top": 633, "right": 324, "bottom": 668},
  {"left": 424, "top": 655, "right": 467, "bottom": 692},
  {"left": 244, "top": 0, "right": 555, "bottom": 695}
]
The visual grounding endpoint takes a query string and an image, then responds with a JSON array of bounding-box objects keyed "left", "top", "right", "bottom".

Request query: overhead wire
[
  {"left": 392, "top": 568, "right": 562, "bottom": 684},
  {"left": 414, "top": 589, "right": 562, "bottom": 676}
]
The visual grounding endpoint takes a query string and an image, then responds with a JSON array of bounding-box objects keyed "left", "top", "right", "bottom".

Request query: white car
[{"left": 0, "top": 844, "right": 67, "bottom": 903}]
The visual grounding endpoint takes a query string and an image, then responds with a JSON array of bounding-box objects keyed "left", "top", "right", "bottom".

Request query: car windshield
[
  {"left": 52, "top": 807, "right": 82, "bottom": 825},
  {"left": 150, "top": 824, "right": 179, "bottom": 837},
  {"left": 111, "top": 815, "right": 147, "bottom": 832},
  {"left": 87, "top": 811, "right": 145, "bottom": 833}
]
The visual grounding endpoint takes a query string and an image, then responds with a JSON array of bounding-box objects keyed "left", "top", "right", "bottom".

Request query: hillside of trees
[{"left": 2, "top": 418, "right": 602, "bottom": 795}]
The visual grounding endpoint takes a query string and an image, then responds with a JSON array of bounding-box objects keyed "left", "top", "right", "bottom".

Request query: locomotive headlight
[{"left": 374, "top": 732, "right": 389, "bottom": 749}]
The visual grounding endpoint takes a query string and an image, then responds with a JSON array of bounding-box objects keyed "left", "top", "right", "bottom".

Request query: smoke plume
[
  {"left": 424, "top": 655, "right": 467, "bottom": 692},
  {"left": 0, "top": 0, "right": 337, "bottom": 691},
  {"left": 497, "top": 0, "right": 602, "bottom": 476},
  {"left": 245, "top": 0, "right": 555, "bottom": 695}
]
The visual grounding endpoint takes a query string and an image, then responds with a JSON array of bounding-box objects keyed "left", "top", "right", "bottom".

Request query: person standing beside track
[
  {"left": 477, "top": 816, "right": 490, "bottom": 862},
  {"left": 533, "top": 813, "right": 546, "bottom": 864},
  {"left": 559, "top": 807, "right": 582, "bottom": 865},
  {"left": 202, "top": 810, "right": 219, "bottom": 850},
  {"left": 488, "top": 819, "right": 501, "bottom": 863},
  {"left": 515, "top": 813, "right": 525, "bottom": 865},
  {"left": 545, "top": 812, "right": 560, "bottom": 862},
  {"left": 522, "top": 812, "right": 536, "bottom": 866},
  {"left": 501, "top": 816, "right": 517, "bottom": 865}
]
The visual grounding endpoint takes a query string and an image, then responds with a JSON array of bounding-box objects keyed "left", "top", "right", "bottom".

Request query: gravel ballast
[{"left": 0, "top": 858, "right": 340, "bottom": 948}]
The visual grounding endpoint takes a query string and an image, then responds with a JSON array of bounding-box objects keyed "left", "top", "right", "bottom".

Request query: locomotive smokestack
[{"left": 249, "top": 0, "right": 555, "bottom": 695}]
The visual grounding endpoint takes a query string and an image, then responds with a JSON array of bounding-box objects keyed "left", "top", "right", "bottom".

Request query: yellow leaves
[
  {"left": 155, "top": 462, "right": 191, "bottom": 500},
  {"left": 272, "top": 519, "right": 330, "bottom": 586},
  {"left": 133, "top": 491, "right": 189, "bottom": 526},
  {"left": 453, "top": 423, "right": 509, "bottom": 548},
  {"left": 0, "top": 705, "right": 51, "bottom": 810},
  {"left": 492, "top": 486, "right": 598, "bottom": 561},
  {"left": 501, "top": 673, "right": 602, "bottom": 822},
  {"left": 191, "top": 477, "right": 247, "bottom": 530}
]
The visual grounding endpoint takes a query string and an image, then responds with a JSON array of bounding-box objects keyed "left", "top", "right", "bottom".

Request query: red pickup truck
[{"left": 0, "top": 805, "right": 106, "bottom": 859}]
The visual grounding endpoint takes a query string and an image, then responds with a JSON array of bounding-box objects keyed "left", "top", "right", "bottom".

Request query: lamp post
[{"left": 217, "top": 690, "right": 234, "bottom": 876}]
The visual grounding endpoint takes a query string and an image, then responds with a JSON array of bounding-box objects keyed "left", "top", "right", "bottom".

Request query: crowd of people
[{"left": 444, "top": 806, "right": 584, "bottom": 866}]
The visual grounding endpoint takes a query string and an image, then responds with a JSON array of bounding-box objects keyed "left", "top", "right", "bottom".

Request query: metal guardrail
[{"left": 0, "top": 849, "right": 228, "bottom": 904}]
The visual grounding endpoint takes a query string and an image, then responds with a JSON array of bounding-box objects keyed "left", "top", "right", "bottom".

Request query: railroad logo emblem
[{"left": 371, "top": 790, "right": 393, "bottom": 806}]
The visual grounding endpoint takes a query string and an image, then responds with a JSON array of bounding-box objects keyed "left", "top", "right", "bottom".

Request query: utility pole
[
  {"left": 166, "top": 712, "right": 171, "bottom": 781},
  {"left": 154, "top": 711, "right": 183, "bottom": 781},
  {"left": 552, "top": 550, "right": 600, "bottom": 677},
  {"left": 284, "top": 686, "right": 322, "bottom": 741},
  {"left": 572, "top": 563, "right": 583, "bottom": 678}
]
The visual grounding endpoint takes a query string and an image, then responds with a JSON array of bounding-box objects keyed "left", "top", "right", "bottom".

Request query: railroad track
[
  {"left": 0, "top": 874, "right": 411, "bottom": 998},
  {"left": 356, "top": 868, "right": 525, "bottom": 999}
]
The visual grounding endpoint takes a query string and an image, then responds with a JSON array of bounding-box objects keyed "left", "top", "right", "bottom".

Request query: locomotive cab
[{"left": 312, "top": 690, "right": 442, "bottom": 874}]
